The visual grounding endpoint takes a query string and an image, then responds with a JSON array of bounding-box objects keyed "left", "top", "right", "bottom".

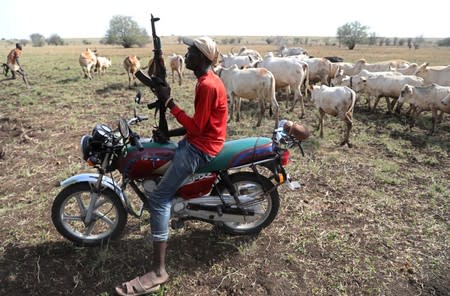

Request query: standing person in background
[
  {"left": 1, "top": 43, "right": 29, "bottom": 88},
  {"left": 115, "top": 36, "right": 228, "bottom": 296}
]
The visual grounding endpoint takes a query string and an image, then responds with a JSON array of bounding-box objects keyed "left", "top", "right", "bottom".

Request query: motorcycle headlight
[
  {"left": 92, "top": 124, "right": 112, "bottom": 143},
  {"left": 80, "top": 135, "right": 93, "bottom": 161}
]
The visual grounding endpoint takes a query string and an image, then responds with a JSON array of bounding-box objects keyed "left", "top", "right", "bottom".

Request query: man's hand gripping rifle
[{"left": 135, "top": 14, "right": 170, "bottom": 142}]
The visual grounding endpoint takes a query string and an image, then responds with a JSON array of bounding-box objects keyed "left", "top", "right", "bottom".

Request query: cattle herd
[{"left": 79, "top": 46, "right": 450, "bottom": 145}]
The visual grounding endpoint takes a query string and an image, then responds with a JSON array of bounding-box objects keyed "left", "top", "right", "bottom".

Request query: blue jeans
[{"left": 148, "top": 139, "right": 212, "bottom": 241}]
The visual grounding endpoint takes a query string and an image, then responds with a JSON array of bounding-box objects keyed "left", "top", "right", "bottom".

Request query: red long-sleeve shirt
[{"left": 170, "top": 70, "right": 228, "bottom": 156}]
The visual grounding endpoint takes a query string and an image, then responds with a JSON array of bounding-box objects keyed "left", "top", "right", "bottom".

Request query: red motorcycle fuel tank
[{"left": 118, "top": 139, "right": 177, "bottom": 179}]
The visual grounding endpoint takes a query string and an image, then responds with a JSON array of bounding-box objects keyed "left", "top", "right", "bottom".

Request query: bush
[
  {"left": 336, "top": 21, "right": 369, "bottom": 50},
  {"left": 30, "top": 33, "right": 46, "bottom": 47},
  {"left": 437, "top": 37, "right": 450, "bottom": 47},
  {"left": 104, "top": 15, "right": 150, "bottom": 48},
  {"left": 47, "top": 34, "right": 64, "bottom": 46}
]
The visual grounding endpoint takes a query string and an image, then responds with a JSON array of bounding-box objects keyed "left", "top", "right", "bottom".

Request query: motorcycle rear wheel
[
  {"left": 214, "top": 172, "right": 279, "bottom": 235},
  {"left": 51, "top": 182, "right": 127, "bottom": 246}
]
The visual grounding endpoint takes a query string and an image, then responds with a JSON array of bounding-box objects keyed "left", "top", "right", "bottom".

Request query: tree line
[{"left": 4, "top": 17, "right": 450, "bottom": 49}]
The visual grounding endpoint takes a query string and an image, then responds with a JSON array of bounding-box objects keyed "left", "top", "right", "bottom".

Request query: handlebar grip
[
  {"left": 147, "top": 101, "right": 160, "bottom": 109},
  {"left": 135, "top": 70, "right": 155, "bottom": 88},
  {"left": 130, "top": 131, "right": 144, "bottom": 151}
]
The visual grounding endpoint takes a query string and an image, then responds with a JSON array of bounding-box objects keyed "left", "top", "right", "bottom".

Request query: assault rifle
[
  {"left": 2, "top": 63, "right": 9, "bottom": 77},
  {"left": 135, "top": 14, "right": 169, "bottom": 138}
]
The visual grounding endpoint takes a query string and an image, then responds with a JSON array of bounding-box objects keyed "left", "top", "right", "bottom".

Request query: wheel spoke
[
  {"left": 96, "top": 212, "right": 115, "bottom": 226},
  {"left": 75, "top": 194, "right": 87, "bottom": 215},
  {"left": 94, "top": 197, "right": 109, "bottom": 209},
  {"left": 62, "top": 214, "right": 83, "bottom": 222},
  {"left": 82, "top": 221, "right": 96, "bottom": 236}
]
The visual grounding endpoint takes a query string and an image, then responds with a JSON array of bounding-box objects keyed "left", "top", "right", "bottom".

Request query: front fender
[{"left": 60, "top": 173, "right": 126, "bottom": 206}]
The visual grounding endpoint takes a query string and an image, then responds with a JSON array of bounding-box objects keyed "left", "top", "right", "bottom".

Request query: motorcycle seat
[{"left": 197, "top": 137, "right": 273, "bottom": 173}]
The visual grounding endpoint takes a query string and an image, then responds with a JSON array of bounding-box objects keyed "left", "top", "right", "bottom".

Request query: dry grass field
[{"left": 0, "top": 38, "right": 449, "bottom": 296}]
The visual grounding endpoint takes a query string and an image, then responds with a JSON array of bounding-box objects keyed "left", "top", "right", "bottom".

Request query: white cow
[
  {"left": 235, "top": 46, "right": 262, "bottom": 61},
  {"left": 398, "top": 84, "right": 450, "bottom": 133},
  {"left": 310, "top": 85, "right": 356, "bottom": 147},
  {"left": 220, "top": 54, "right": 255, "bottom": 69},
  {"left": 79, "top": 48, "right": 97, "bottom": 79},
  {"left": 95, "top": 56, "right": 112, "bottom": 75},
  {"left": 216, "top": 65, "right": 279, "bottom": 127},
  {"left": 254, "top": 56, "right": 309, "bottom": 117},
  {"left": 169, "top": 53, "right": 184, "bottom": 86},
  {"left": 303, "top": 57, "right": 333, "bottom": 86},
  {"left": 279, "top": 45, "right": 308, "bottom": 57},
  {"left": 389, "top": 63, "right": 419, "bottom": 75},
  {"left": 441, "top": 92, "right": 450, "bottom": 105},
  {"left": 335, "top": 62, "right": 357, "bottom": 76},
  {"left": 350, "top": 72, "right": 424, "bottom": 112},
  {"left": 352, "top": 59, "right": 411, "bottom": 74},
  {"left": 414, "top": 63, "right": 450, "bottom": 86}
]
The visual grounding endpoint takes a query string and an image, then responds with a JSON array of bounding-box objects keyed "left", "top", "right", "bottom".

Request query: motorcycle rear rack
[{"left": 226, "top": 157, "right": 276, "bottom": 172}]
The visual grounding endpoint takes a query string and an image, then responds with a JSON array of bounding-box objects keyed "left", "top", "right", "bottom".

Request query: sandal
[{"left": 115, "top": 276, "right": 161, "bottom": 296}]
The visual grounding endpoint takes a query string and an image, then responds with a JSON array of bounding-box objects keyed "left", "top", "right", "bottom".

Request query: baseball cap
[{"left": 183, "top": 36, "right": 218, "bottom": 63}]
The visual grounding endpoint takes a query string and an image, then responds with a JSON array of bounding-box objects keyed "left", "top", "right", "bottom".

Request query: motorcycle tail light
[{"left": 280, "top": 149, "right": 290, "bottom": 166}]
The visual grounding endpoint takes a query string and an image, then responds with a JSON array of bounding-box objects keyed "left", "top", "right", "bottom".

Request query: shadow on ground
[{"left": 0, "top": 228, "right": 258, "bottom": 296}]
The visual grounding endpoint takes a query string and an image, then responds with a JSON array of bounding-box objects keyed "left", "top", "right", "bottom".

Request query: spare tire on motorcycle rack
[{"left": 282, "top": 120, "right": 310, "bottom": 141}]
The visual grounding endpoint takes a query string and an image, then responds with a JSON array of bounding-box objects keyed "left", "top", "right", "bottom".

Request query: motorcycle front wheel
[
  {"left": 51, "top": 182, "right": 127, "bottom": 246},
  {"left": 214, "top": 172, "right": 280, "bottom": 235}
]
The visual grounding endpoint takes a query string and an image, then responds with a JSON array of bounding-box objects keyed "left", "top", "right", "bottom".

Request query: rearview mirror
[{"left": 118, "top": 118, "right": 130, "bottom": 139}]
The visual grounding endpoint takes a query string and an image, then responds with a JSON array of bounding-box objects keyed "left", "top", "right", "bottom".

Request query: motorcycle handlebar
[
  {"left": 135, "top": 138, "right": 144, "bottom": 151},
  {"left": 129, "top": 131, "right": 144, "bottom": 151},
  {"left": 127, "top": 116, "right": 149, "bottom": 125}
]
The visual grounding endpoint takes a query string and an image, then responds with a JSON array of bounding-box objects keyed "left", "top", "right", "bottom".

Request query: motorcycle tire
[
  {"left": 51, "top": 182, "right": 127, "bottom": 247},
  {"left": 213, "top": 172, "right": 280, "bottom": 235}
]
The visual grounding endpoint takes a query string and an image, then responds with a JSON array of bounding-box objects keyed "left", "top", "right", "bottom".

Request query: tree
[
  {"left": 104, "top": 15, "right": 150, "bottom": 48},
  {"left": 437, "top": 37, "right": 450, "bottom": 47},
  {"left": 336, "top": 21, "right": 369, "bottom": 50},
  {"left": 393, "top": 37, "right": 398, "bottom": 46},
  {"left": 414, "top": 35, "right": 424, "bottom": 49},
  {"left": 407, "top": 38, "right": 413, "bottom": 49},
  {"left": 368, "top": 32, "right": 377, "bottom": 46},
  {"left": 30, "top": 33, "right": 46, "bottom": 47},
  {"left": 265, "top": 37, "right": 274, "bottom": 45},
  {"left": 47, "top": 34, "right": 64, "bottom": 46}
]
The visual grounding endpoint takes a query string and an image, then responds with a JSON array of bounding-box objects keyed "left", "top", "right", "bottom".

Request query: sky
[{"left": 1, "top": 0, "right": 446, "bottom": 40}]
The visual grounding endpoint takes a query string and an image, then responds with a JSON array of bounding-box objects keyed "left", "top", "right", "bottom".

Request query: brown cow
[
  {"left": 123, "top": 56, "right": 141, "bottom": 88},
  {"left": 169, "top": 53, "right": 184, "bottom": 86},
  {"left": 79, "top": 48, "right": 97, "bottom": 79}
]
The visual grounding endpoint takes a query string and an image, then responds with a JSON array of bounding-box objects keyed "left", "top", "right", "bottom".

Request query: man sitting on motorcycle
[{"left": 115, "top": 36, "right": 228, "bottom": 296}]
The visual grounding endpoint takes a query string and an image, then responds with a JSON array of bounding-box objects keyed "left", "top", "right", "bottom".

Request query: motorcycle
[{"left": 51, "top": 91, "right": 309, "bottom": 246}]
